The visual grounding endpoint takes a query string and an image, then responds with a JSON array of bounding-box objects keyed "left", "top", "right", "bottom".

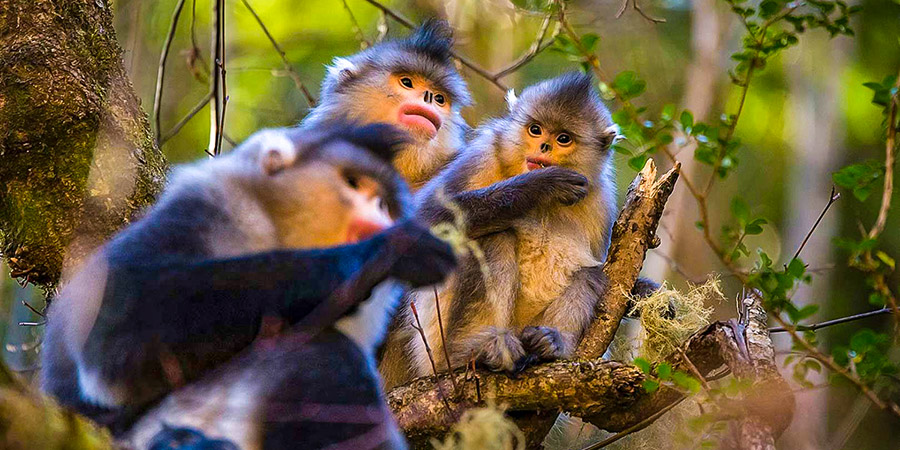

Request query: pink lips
[
  {"left": 345, "top": 217, "right": 388, "bottom": 244},
  {"left": 397, "top": 103, "right": 442, "bottom": 138},
  {"left": 526, "top": 156, "right": 555, "bottom": 171}
]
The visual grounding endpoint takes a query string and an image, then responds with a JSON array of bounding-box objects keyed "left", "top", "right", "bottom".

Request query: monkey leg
[{"left": 522, "top": 266, "right": 608, "bottom": 360}]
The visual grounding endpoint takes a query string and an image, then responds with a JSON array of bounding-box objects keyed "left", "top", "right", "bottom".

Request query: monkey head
[
  {"left": 500, "top": 72, "right": 619, "bottom": 182},
  {"left": 302, "top": 19, "right": 471, "bottom": 188},
  {"left": 230, "top": 123, "right": 413, "bottom": 250}
]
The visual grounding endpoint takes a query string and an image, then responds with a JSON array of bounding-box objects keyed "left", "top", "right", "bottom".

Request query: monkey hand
[
  {"left": 531, "top": 167, "right": 589, "bottom": 206},
  {"left": 521, "top": 326, "right": 571, "bottom": 361},
  {"left": 382, "top": 220, "right": 457, "bottom": 288},
  {"left": 465, "top": 328, "right": 527, "bottom": 373}
]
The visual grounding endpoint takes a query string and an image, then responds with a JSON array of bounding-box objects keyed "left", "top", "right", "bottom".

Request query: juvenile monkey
[
  {"left": 40, "top": 123, "right": 456, "bottom": 443},
  {"left": 301, "top": 19, "right": 471, "bottom": 190},
  {"left": 380, "top": 73, "right": 619, "bottom": 388}
]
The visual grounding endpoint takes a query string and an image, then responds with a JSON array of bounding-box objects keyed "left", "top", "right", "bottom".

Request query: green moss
[{"left": 0, "top": 0, "right": 166, "bottom": 288}]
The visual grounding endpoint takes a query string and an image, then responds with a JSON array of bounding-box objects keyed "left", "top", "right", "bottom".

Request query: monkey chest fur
[{"left": 512, "top": 215, "right": 599, "bottom": 327}]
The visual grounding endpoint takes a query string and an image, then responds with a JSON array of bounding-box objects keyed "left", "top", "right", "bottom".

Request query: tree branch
[
  {"left": 577, "top": 159, "right": 681, "bottom": 359},
  {"left": 153, "top": 0, "right": 187, "bottom": 143}
]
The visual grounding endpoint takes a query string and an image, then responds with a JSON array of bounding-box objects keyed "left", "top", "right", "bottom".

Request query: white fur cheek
[{"left": 335, "top": 280, "right": 406, "bottom": 353}]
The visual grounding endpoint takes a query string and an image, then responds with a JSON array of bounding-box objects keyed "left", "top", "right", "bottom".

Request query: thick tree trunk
[{"left": 0, "top": 0, "right": 167, "bottom": 289}]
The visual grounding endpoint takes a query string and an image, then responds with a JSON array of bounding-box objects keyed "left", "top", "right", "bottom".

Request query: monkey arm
[
  {"left": 75, "top": 236, "right": 394, "bottom": 410},
  {"left": 522, "top": 266, "right": 609, "bottom": 359},
  {"left": 418, "top": 167, "right": 588, "bottom": 240}
]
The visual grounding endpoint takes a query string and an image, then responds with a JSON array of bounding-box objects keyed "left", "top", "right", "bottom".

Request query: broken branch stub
[{"left": 577, "top": 159, "right": 681, "bottom": 360}]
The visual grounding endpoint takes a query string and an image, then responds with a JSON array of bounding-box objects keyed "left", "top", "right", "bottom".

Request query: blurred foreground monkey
[
  {"left": 380, "top": 73, "right": 624, "bottom": 388},
  {"left": 41, "top": 123, "right": 456, "bottom": 449},
  {"left": 301, "top": 19, "right": 471, "bottom": 190}
]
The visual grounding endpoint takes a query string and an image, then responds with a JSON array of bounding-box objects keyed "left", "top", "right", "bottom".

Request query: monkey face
[
  {"left": 383, "top": 73, "right": 452, "bottom": 141},
  {"left": 264, "top": 159, "right": 396, "bottom": 249},
  {"left": 519, "top": 121, "right": 578, "bottom": 172},
  {"left": 245, "top": 127, "right": 409, "bottom": 250}
]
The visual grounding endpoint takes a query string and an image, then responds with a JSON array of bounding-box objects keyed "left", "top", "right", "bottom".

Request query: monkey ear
[
  {"left": 326, "top": 57, "right": 358, "bottom": 86},
  {"left": 598, "top": 124, "right": 622, "bottom": 150},
  {"left": 256, "top": 131, "right": 298, "bottom": 175},
  {"left": 505, "top": 89, "right": 518, "bottom": 112}
]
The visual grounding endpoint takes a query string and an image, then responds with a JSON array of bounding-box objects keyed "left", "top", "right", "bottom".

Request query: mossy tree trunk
[{"left": 0, "top": 0, "right": 167, "bottom": 290}]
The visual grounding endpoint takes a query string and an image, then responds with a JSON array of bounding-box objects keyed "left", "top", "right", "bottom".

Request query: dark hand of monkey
[
  {"left": 382, "top": 220, "right": 457, "bottom": 288},
  {"left": 530, "top": 166, "right": 590, "bottom": 207},
  {"left": 520, "top": 326, "right": 567, "bottom": 361}
]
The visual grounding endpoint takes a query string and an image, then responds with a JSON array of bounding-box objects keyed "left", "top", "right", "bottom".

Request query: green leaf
[
  {"left": 611, "top": 71, "right": 647, "bottom": 101},
  {"left": 744, "top": 218, "right": 768, "bottom": 235},
  {"left": 875, "top": 251, "right": 896, "bottom": 270},
  {"left": 832, "top": 160, "right": 885, "bottom": 201},
  {"left": 731, "top": 197, "right": 750, "bottom": 224},
  {"left": 787, "top": 258, "right": 806, "bottom": 278},
  {"left": 661, "top": 104, "right": 676, "bottom": 121},
  {"left": 679, "top": 110, "right": 694, "bottom": 133},
  {"left": 672, "top": 372, "right": 702, "bottom": 394},
  {"left": 628, "top": 154, "right": 649, "bottom": 171},
  {"left": 581, "top": 33, "right": 600, "bottom": 52},
  {"left": 633, "top": 357, "right": 652, "bottom": 374},
  {"left": 642, "top": 379, "right": 660, "bottom": 393},
  {"left": 657, "top": 363, "right": 672, "bottom": 380},
  {"left": 796, "top": 304, "right": 819, "bottom": 320}
]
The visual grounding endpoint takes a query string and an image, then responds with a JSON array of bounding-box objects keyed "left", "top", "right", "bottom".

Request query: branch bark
[
  {"left": 577, "top": 159, "right": 681, "bottom": 359},
  {"left": 0, "top": 0, "right": 168, "bottom": 287},
  {"left": 388, "top": 293, "right": 794, "bottom": 450}
]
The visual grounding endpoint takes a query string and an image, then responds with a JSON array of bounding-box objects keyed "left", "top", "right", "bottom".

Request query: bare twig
[
  {"left": 160, "top": 90, "right": 213, "bottom": 145},
  {"left": 868, "top": 71, "right": 900, "bottom": 239},
  {"left": 21, "top": 300, "right": 44, "bottom": 317},
  {"left": 375, "top": 10, "right": 389, "bottom": 43},
  {"left": 342, "top": 0, "right": 370, "bottom": 49},
  {"left": 792, "top": 186, "right": 840, "bottom": 261},
  {"left": 615, "top": 0, "right": 667, "bottom": 23},
  {"left": 410, "top": 301, "right": 455, "bottom": 416},
  {"left": 188, "top": 0, "right": 209, "bottom": 79},
  {"left": 770, "top": 314, "right": 900, "bottom": 418},
  {"left": 493, "top": 14, "right": 559, "bottom": 80},
  {"left": 360, "top": 0, "right": 509, "bottom": 92},
  {"left": 238, "top": 0, "right": 317, "bottom": 107},
  {"left": 768, "top": 307, "right": 894, "bottom": 333},
  {"left": 152, "top": 0, "right": 187, "bottom": 143},
  {"left": 580, "top": 398, "right": 686, "bottom": 450},
  {"left": 433, "top": 287, "right": 456, "bottom": 392},
  {"left": 208, "top": 0, "right": 224, "bottom": 157}
]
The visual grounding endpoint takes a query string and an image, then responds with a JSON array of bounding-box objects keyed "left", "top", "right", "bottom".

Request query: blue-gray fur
[{"left": 41, "top": 123, "right": 455, "bottom": 449}]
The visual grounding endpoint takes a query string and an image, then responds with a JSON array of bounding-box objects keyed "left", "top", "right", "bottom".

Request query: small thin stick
[
  {"left": 21, "top": 300, "right": 44, "bottom": 318},
  {"left": 868, "top": 72, "right": 899, "bottom": 239},
  {"left": 792, "top": 186, "right": 840, "bottom": 261},
  {"left": 580, "top": 397, "right": 687, "bottom": 449},
  {"left": 153, "top": 0, "right": 188, "bottom": 143},
  {"left": 410, "top": 301, "right": 454, "bottom": 415},
  {"left": 342, "top": 0, "right": 370, "bottom": 48},
  {"left": 160, "top": 90, "right": 213, "bottom": 145},
  {"left": 239, "top": 0, "right": 317, "bottom": 107},
  {"left": 493, "top": 14, "right": 558, "bottom": 80},
  {"left": 769, "top": 307, "right": 894, "bottom": 333},
  {"left": 360, "top": 0, "right": 509, "bottom": 92},
  {"left": 433, "top": 286, "right": 456, "bottom": 392},
  {"left": 678, "top": 348, "right": 711, "bottom": 391}
]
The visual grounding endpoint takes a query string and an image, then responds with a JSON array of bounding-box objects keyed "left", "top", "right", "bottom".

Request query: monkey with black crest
[
  {"left": 381, "top": 72, "right": 640, "bottom": 388},
  {"left": 41, "top": 123, "right": 455, "bottom": 449},
  {"left": 301, "top": 19, "right": 471, "bottom": 190}
]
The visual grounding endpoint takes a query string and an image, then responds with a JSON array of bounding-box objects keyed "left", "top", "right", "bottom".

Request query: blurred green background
[{"left": 2, "top": 0, "right": 899, "bottom": 448}]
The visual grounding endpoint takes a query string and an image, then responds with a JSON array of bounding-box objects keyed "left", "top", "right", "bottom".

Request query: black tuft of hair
[
  {"left": 551, "top": 72, "right": 595, "bottom": 106},
  {"left": 403, "top": 18, "right": 454, "bottom": 63},
  {"left": 330, "top": 122, "right": 410, "bottom": 163}
]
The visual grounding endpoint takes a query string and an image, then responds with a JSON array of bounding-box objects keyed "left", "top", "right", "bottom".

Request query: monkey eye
[
  {"left": 433, "top": 93, "right": 445, "bottom": 106},
  {"left": 344, "top": 173, "right": 360, "bottom": 189},
  {"left": 528, "top": 123, "right": 543, "bottom": 137},
  {"left": 399, "top": 77, "right": 414, "bottom": 89},
  {"left": 556, "top": 133, "right": 573, "bottom": 146}
]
